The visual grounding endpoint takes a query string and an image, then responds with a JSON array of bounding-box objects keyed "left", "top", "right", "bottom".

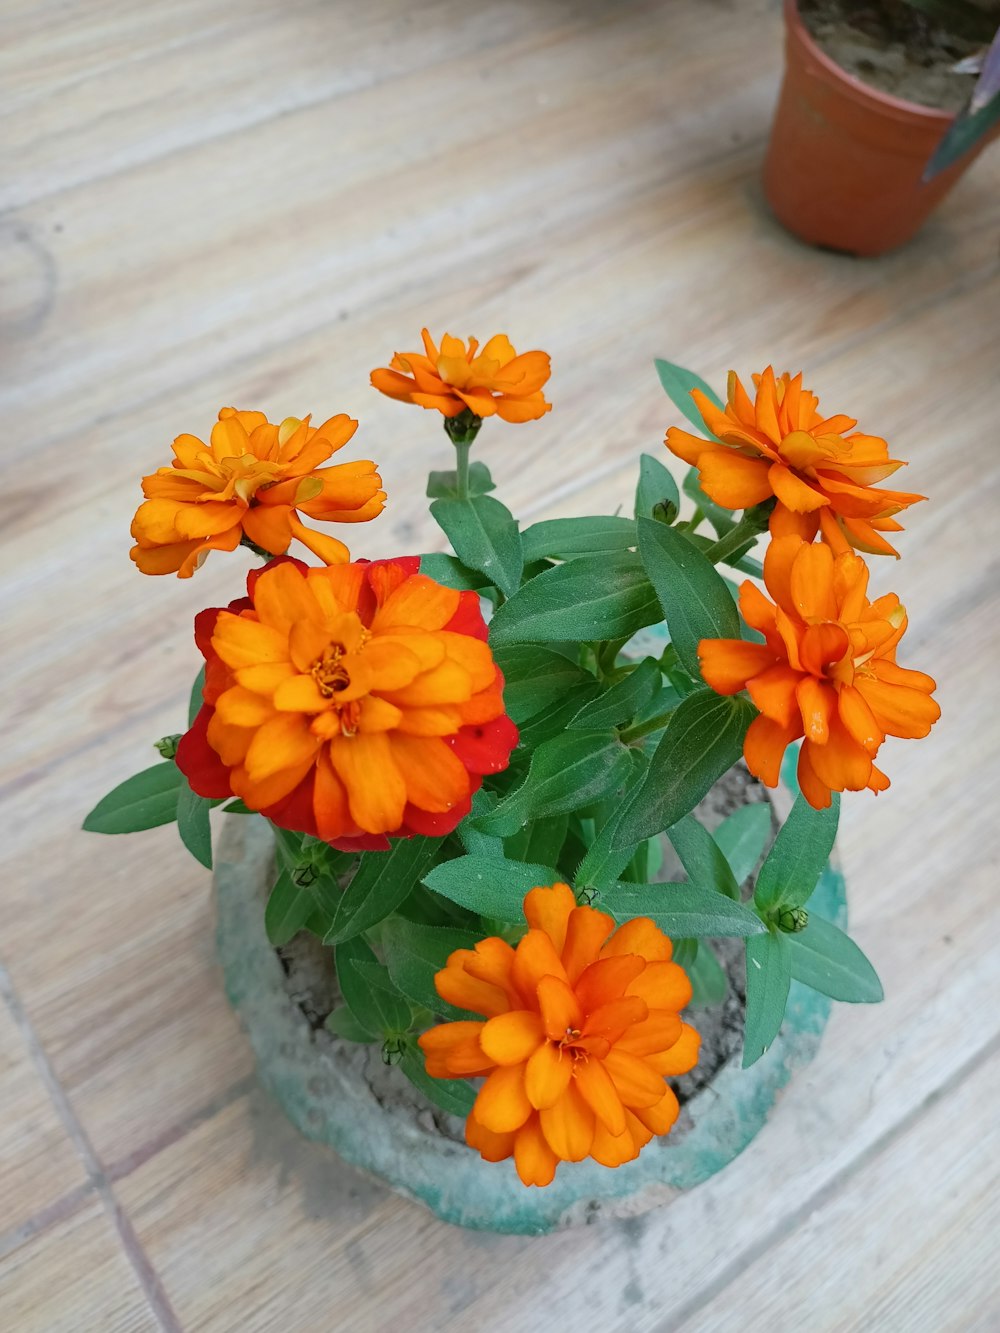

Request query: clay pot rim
[{"left": 785, "top": 0, "right": 956, "bottom": 126}]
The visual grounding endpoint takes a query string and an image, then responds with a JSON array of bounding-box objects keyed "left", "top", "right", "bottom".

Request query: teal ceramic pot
[{"left": 213, "top": 787, "right": 846, "bottom": 1236}]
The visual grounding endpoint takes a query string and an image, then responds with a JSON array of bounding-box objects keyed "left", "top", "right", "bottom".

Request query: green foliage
[
  {"left": 567, "top": 658, "right": 661, "bottom": 733},
  {"left": 324, "top": 1005, "right": 377, "bottom": 1042},
  {"left": 685, "top": 940, "right": 729, "bottom": 1007},
  {"left": 637, "top": 518, "right": 741, "bottom": 678},
  {"left": 264, "top": 869, "right": 315, "bottom": 947},
  {"left": 667, "top": 815, "right": 740, "bottom": 901},
  {"left": 635, "top": 452, "right": 681, "bottom": 519},
  {"left": 381, "top": 919, "right": 481, "bottom": 1019},
  {"left": 430, "top": 495, "right": 523, "bottom": 597},
  {"left": 754, "top": 793, "right": 840, "bottom": 918},
  {"left": 714, "top": 803, "right": 772, "bottom": 886},
  {"left": 83, "top": 762, "right": 184, "bottom": 834},
  {"left": 654, "top": 356, "right": 724, "bottom": 431},
  {"left": 787, "top": 914, "right": 883, "bottom": 1004},
  {"left": 573, "top": 754, "right": 651, "bottom": 890},
  {"left": 188, "top": 666, "right": 206, "bottom": 725},
  {"left": 400, "top": 1046, "right": 477, "bottom": 1116},
  {"left": 488, "top": 551, "right": 661, "bottom": 646},
  {"left": 493, "top": 645, "right": 592, "bottom": 724},
  {"left": 335, "top": 937, "right": 412, "bottom": 1037},
  {"left": 324, "top": 837, "right": 444, "bottom": 945},
  {"left": 615, "top": 690, "right": 756, "bottom": 845},
  {"left": 743, "top": 930, "right": 791, "bottom": 1068},
  {"left": 474, "top": 733, "right": 634, "bottom": 837},
  {"left": 520, "top": 515, "right": 637, "bottom": 563},
  {"left": 598, "top": 880, "right": 766, "bottom": 937},
  {"left": 423, "top": 854, "right": 562, "bottom": 920},
  {"left": 418, "top": 553, "right": 492, "bottom": 591},
  {"left": 176, "top": 785, "right": 214, "bottom": 869},
  {"left": 426, "top": 460, "right": 496, "bottom": 498},
  {"left": 505, "top": 816, "right": 569, "bottom": 871}
]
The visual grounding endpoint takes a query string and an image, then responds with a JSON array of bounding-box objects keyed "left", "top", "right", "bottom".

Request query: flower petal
[
  {"left": 479, "top": 1011, "right": 544, "bottom": 1066},
  {"left": 539, "top": 1081, "right": 596, "bottom": 1162},
  {"left": 525, "top": 1041, "right": 573, "bottom": 1110},
  {"left": 473, "top": 1064, "right": 532, "bottom": 1133}
]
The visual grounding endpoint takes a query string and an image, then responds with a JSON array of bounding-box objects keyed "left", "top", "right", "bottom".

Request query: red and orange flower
[
  {"left": 176, "top": 556, "right": 518, "bottom": 849},
  {"left": 665, "top": 368, "right": 924, "bottom": 556},
  {"left": 419, "top": 883, "right": 699, "bottom": 1186},
  {"left": 130, "top": 408, "right": 385, "bottom": 577},
  {"left": 371, "top": 329, "right": 552, "bottom": 422},
  {"left": 699, "top": 536, "right": 940, "bottom": 809}
]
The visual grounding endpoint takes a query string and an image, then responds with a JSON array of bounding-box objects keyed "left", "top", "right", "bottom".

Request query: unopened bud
[
  {"left": 154, "top": 734, "right": 181, "bottom": 760},
  {"left": 576, "top": 886, "right": 600, "bottom": 908},
  {"left": 776, "top": 905, "right": 809, "bottom": 934},
  {"left": 291, "top": 862, "right": 318, "bottom": 889},
  {"left": 381, "top": 1037, "right": 405, "bottom": 1066},
  {"left": 652, "top": 499, "right": 679, "bottom": 525}
]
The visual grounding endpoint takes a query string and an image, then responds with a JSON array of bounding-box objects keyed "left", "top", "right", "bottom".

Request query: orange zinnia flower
[
  {"left": 130, "top": 408, "right": 385, "bottom": 577},
  {"left": 419, "top": 884, "right": 699, "bottom": 1187},
  {"left": 176, "top": 556, "right": 518, "bottom": 850},
  {"left": 699, "top": 537, "right": 940, "bottom": 809},
  {"left": 370, "top": 329, "right": 551, "bottom": 422},
  {"left": 665, "top": 368, "right": 924, "bottom": 556}
]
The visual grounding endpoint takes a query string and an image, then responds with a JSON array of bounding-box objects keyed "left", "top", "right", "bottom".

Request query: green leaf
[
  {"left": 516, "top": 681, "right": 602, "bottom": 748},
  {"left": 475, "top": 734, "right": 633, "bottom": 838},
  {"left": 614, "top": 690, "right": 756, "bottom": 845},
  {"left": 176, "top": 784, "right": 213, "bottom": 869},
  {"left": 381, "top": 919, "right": 481, "bottom": 1019},
  {"left": 400, "top": 1046, "right": 476, "bottom": 1116},
  {"left": 188, "top": 666, "right": 206, "bottom": 726},
  {"left": 325, "top": 1005, "right": 377, "bottom": 1042},
  {"left": 567, "top": 658, "right": 661, "bottom": 732},
  {"left": 430, "top": 495, "right": 523, "bottom": 598},
  {"left": 83, "top": 762, "right": 184, "bottom": 834},
  {"left": 423, "top": 854, "right": 561, "bottom": 921},
  {"left": 426, "top": 460, "right": 495, "bottom": 498},
  {"left": 324, "top": 837, "right": 444, "bottom": 945},
  {"left": 667, "top": 815, "right": 739, "bottom": 901},
  {"left": 520, "top": 516, "right": 636, "bottom": 563},
  {"left": 687, "top": 940, "right": 728, "bottom": 1007},
  {"left": 685, "top": 530, "right": 763, "bottom": 578},
  {"left": 743, "top": 930, "right": 791, "bottom": 1068},
  {"left": 714, "top": 803, "right": 772, "bottom": 886},
  {"left": 637, "top": 518, "right": 740, "bottom": 679},
  {"left": 573, "top": 754, "right": 650, "bottom": 890},
  {"left": 635, "top": 452, "right": 681, "bottom": 519},
  {"left": 655, "top": 357, "right": 724, "bottom": 431},
  {"left": 493, "top": 645, "right": 592, "bottom": 725},
  {"left": 221, "top": 798, "right": 253, "bottom": 814},
  {"left": 418, "top": 553, "right": 492, "bottom": 591},
  {"left": 505, "top": 816, "right": 569, "bottom": 870},
  {"left": 335, "top": 937, "right": 412, "bottom": 1036},
  {"left": 787, "top": 915, "right": 883, "bottom": 1003},
  {"left": 488, "top": 551, "right": 661, "bottom": 647},
  {"left": 754, "top": 793, "right": 840, "bottom": 916},
  {"left": 459, "top": 790, "right": 505, "bottom": 859},
  {"left": 598, "top": 881, "right": 765, "bottom": 937},
  {"left": 272, "top": 825, "right": 306, "bottom": 871},
  {"left": 264, "top": 869, "right": 314, "bottom": 947}
]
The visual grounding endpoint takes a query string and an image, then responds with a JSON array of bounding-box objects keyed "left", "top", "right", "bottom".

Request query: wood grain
[{"left": 2, "top": 0, "right": 998, "bottom": 1326}]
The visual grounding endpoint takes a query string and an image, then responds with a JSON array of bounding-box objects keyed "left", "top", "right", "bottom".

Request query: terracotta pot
[{"left": 764, "top": 0, "right": 997, "bottom": 256}]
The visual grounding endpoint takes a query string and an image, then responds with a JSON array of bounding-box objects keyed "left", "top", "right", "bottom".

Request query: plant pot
[
  {"left": 763, "top": 0, "right": 998, "bottom": 256},
  {"left": 213, "top": 772, "right": 846, "bottom": 1236}
]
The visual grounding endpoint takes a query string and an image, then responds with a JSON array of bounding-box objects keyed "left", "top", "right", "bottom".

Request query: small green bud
[
  {"left": 154, "top": 734, "right": 181, "bottom": 760},
  {"left": 652, "top": 499, "right": 679, "bottom": 525},
  {"left": 576, "top": 886, "right": 600, "bottom": 908},
  {"left": 742, "top": 497, "right": 778, "bottom": 533},
  {"left": 776, "top": 905, "right": 809, "bottom": 934},
  {"left": 291, "top": 862, "right": 319, "bottom": 889},
  {"left": 444, "top": 408, "right": 482, "bottom": 447},
  {"left": 381, "top": 1037, "right": 406, "bottom": 1066}
]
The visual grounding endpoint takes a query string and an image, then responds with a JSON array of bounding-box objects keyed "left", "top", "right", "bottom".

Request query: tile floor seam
[
  {"left": 0, "top": 1181, "right": 96, "bottom": 1263},
  {"left": 0, "top": 962, "right": 184, "bottom": 1333}
]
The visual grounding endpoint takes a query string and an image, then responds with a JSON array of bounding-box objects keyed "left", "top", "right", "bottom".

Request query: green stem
[
  {"left": 704, "top": 499, "right": 775, "bottom": 565},
  {"left": 619, "top": 707, "right": 678, "bottom": 745},
  {"left": 454, "top": 439, "right": 471, "bottom": 501},
  {"left": 683, "top": 505, "right": 704, "bottom": 533}
]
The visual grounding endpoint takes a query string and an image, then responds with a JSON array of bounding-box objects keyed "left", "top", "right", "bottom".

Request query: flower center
[
  {"left": 557, "top": 1028, "right": 588, "bottom": 1066},
  {"left": 219, "top": 453, "right": 283, "bottom": 503},
  {"left": 311, "top": 643, "right": 350, "bottom": 697}
]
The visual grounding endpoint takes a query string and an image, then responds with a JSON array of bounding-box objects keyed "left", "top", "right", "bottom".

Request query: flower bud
[
  {"left": 776, "top": 905, "right": 809, "bottom": 934},
  {"left": 154, "top": 734, "right": 181, "bottom": 760}
]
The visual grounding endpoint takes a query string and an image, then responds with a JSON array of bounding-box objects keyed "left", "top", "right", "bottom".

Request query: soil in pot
[{"left": 800, "top": 0, "right": 988, "bottom": 112}]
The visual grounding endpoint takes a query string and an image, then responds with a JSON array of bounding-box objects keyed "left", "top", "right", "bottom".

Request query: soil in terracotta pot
[
  {"left": 274, "top": 764, "right": 772, "bottom": 1141},
  {"left": 800, "top": 0, "right": 997, "bottom": 111}
]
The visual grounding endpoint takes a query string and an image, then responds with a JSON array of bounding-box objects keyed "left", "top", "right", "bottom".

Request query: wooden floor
[{"left": 2, "top": 0, "right": 999, "bottom": 1327}]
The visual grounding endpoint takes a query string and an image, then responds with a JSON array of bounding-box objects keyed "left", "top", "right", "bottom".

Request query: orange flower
[
  {"left": 371, "top": 329, "right": 551, "bottom": 422},
  {"left": 699, "top": 537, "right": 940, "bottom": 809},
  {"left": 175, "top": 556, "right": 518, "bottom": 850},
  {"left": 419, "top": 884, "right": 699, "bottom": 1187},
  {"left": 665, "top": 368, "right": 924, "bottom": 556},
  {"left": 130, "top": 408, "right": 385, "bottom": 577}
]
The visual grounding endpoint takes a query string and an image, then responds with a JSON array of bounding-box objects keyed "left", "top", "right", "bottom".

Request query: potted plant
[
  {"left": 85, "top": 334, "right": 939, "bottom": 1234},
  {"left": 764, "top": 0, "right": 1000, "bottom": 255}
]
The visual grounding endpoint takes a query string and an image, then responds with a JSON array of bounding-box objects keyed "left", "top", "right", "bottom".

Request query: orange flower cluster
[
  {"left": 700, "top": 536, "right": 940, "bottom": 809},
  {"left": 666, "top": 368, "right": 923, "bottom": 557},
  {"left": 131, "top": 408, "right": 385, "bottom": 577},
  {"left": 419, "top": 883, "right": 699, "bottom": 1186},
  {"left": 371, "top": 329, "right": 552, "bottom": 423},
  {"left": 176, "top": 557, "right": 518, "bottom": 850}
]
